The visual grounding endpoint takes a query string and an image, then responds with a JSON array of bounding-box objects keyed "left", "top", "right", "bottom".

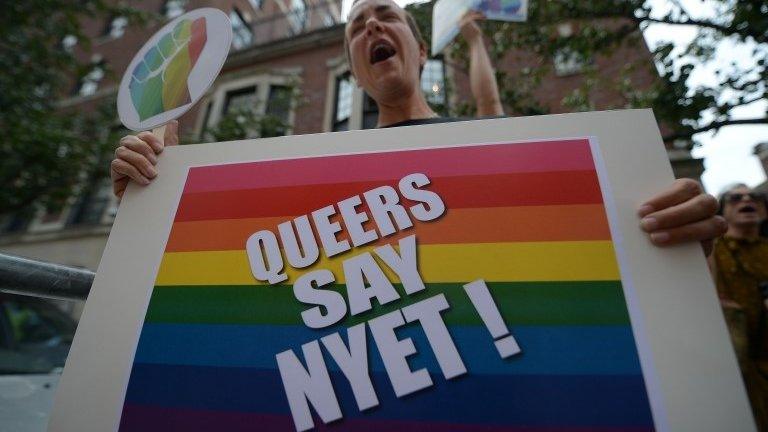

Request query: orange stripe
[{"left": 165, "top": 204, "right": 610, "bottom": 252}]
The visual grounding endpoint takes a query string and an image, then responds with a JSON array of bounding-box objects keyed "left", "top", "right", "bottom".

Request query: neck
[
  {"left": 727, "top": 224, "right": 760, "bottom": 240},
  {"left": 375, "top": 89, "right": 436, "bottom": 127}
]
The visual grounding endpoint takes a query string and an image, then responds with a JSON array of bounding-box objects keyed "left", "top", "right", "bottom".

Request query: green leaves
[
  {"left": 409, "top": 0, "right": 766, "bottom": 145},
  {"left": 0, "top": 0, "right": 145, "bottom": 215}
]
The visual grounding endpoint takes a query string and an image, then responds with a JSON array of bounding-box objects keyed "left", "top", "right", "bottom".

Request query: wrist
[{"left": 465, "top": 34, "right": 484, "bottom": 46}]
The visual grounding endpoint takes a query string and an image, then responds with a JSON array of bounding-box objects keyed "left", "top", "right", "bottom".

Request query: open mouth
[
  {"left": 370, "top": 40, "right": 397, "bottom": 65},
  {"left": 738, "top": 205, "right": 757, "bottom": 213}
]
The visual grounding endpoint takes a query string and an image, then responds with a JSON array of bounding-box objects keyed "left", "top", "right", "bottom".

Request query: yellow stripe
[{"left": 155, "top": 241, "right": 620, "bottom": 286}]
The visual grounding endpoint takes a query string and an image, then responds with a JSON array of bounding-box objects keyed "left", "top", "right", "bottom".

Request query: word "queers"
[{"left": 245, "top": 172, "right": 446, "bottom": 330}]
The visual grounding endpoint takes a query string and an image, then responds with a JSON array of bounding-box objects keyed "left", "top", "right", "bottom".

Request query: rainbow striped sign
[{"left": 118, "top": 138, "right": 657, "bottom": 431}]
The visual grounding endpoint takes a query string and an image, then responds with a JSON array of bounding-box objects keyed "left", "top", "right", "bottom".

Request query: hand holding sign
[
  {"left": 110, "top": 121, "right": 178, "bottom": 199},
  {"left": 112, "top": 8, "right": 231, "bottom": 198},
  {"left": 432, "top": 0, "right": 527, "bottom": 53}
]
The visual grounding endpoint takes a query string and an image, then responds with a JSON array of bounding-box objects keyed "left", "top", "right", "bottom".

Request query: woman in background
[{"left": 711, "top": 184, "right": 768, "bottom": 431}]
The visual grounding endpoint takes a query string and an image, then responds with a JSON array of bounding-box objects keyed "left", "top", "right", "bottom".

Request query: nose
[{"left": 365, "top": 16, "right": 383, "bottom": 35}]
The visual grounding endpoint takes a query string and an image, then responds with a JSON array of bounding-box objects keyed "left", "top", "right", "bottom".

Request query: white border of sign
[
  {"left": 117, "top": 8, "right": 232, "bottom": 131},
  {"left": 49, "top": 110, "right": 755, "bottom": 431}
]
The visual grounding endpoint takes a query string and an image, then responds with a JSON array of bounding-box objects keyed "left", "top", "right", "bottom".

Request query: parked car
[{"left": 0, "top": 294, "right": 75, "bottom": 432}]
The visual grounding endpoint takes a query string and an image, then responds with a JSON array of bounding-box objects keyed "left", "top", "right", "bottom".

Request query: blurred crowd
[{"left": 710, "top": 184, "right": 768, "bottom": 431}]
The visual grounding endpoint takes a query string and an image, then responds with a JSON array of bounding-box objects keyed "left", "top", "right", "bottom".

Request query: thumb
[{"left": 165, "top": 120, "right": 180, "bottom": 146}]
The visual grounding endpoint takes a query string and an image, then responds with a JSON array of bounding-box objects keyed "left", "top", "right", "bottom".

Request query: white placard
[
  {"left": 117, "top": 8, "right": 232, "bottom": 131},
  {"left": 49, "top": 110, "right": 755, "bottom": 432}
]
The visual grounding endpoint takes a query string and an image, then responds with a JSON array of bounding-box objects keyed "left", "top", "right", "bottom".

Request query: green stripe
[{"left": 145, "top": 281, "right": 629, "bottom": 326}]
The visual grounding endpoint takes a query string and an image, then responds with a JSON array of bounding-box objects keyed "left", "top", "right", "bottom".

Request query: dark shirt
[{"left": 381, "top": 117, "right": 467, "bottom": 128}]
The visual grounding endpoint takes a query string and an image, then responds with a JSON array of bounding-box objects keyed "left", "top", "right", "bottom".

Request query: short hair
[{"left": 343, "top": 0, "right": 427, "bottom": 77}]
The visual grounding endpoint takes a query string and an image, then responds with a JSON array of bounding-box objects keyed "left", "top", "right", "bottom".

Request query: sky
[{"left": 340, "top": 0, "right": 767, "bottom": 194}]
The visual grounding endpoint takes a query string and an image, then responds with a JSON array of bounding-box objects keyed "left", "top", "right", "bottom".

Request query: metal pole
[{"left": 0, "top": 253, "right": 93, "bottom": 301}]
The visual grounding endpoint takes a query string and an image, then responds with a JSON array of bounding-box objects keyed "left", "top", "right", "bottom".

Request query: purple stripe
[{"left": 120, "top": 404, "right": 654, "bottom": 432}]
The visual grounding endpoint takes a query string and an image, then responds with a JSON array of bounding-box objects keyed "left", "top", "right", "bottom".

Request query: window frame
[
  {"left": 201, "top": 72, "right": 299, "bottom": 139},
  {"left": 104, "top": 15, "right": 128, "bottom": 39},
  {"left": 287, "top": 0, "right": 309, "bottom": 34},
  {"left": 75, "top": 60, "right": 105, "bottom": 97}
]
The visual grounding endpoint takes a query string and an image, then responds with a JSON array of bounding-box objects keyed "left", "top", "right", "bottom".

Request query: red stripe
[
  {"left": 174, "top": 171, "right": 602, "bottom": 222},
  {"left": 182, "top": 139, "right": 594, "bottom": 193}
]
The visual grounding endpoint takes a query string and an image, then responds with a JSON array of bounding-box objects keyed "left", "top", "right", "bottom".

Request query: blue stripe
[
  {"left": 133, "top": 323, "right": 642, "bottom": 375},
  {"left": 123, "top": 363, "right": 654, "bottom": 427}
]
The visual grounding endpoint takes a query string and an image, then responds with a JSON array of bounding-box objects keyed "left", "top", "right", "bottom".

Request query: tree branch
[
  {"left": 663, "top": 117, "right": 768, "bottom": 142},
  {"left": 635, "top": 16, "right": 736, "bottom": 36},
  {"left": 725, "top": 76, "right": 765, "bottom": 92}
]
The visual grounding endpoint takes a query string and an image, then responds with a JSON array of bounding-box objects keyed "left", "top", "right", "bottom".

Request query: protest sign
[
  {"left": 431, "top": 0, "right": 527, "bottom": 54},
  {"left": 432, "top": 0, "right": 475, "bottom": 54},
  {"left": 475, "top": 0, "right": 527, "bottom": 22},
  {"left": 117, "top": 8, "right": 231, "bottom": 132},
  {"left": 49, "top": 110, "right": 755, "bottom": 431}
]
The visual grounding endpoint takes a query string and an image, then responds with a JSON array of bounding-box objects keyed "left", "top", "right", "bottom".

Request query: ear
[{"left": 419, "top": 43, "right": 428, "bottom": 68}]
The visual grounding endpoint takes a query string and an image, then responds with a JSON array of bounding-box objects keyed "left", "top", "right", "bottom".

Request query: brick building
[{"left": 0, "top": 0, "right": 701, "bottom": 317}]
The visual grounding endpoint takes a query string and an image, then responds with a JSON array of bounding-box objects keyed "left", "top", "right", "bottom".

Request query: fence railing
[
  {"left": 235, "top": 0, "right": 341, "bottom": 51},
  {"left": 0, "top": 253, "right": 93, "bottom": 301}
]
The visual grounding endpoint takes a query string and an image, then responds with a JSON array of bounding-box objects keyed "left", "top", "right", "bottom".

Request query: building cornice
[{"left": 225, "top": 24, "right": 345, "bottom": 71}]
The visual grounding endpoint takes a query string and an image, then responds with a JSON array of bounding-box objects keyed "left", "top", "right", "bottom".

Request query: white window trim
[
  {"left": 324, "top": 57, "right": 365, "bottom": 132},
  {"left": 27, "top": 202, "right": 75, "bottom": 233},
  {"left": 203, "top": 71, "right": 301, "bottom": 137},
  {"left": 108, "top": 16, "right": 128, "bottom": 39}
]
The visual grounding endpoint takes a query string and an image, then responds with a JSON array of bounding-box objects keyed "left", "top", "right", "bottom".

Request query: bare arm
[{"left": 459, "top": 12, "right": 504, "bottom": 117}]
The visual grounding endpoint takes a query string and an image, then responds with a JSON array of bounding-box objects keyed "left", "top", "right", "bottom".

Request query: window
[
  {"left": 27, "top": 204, "right": 69, "bottom": 233},
  {"left": 205, "top": 77, "right": 297, "bottom": 140},
  {"left": 332, "top": 73, "right": 353, "bottom": 131},
  {"left": 0, "top": 209, "right": 33, "bottom": 235},
  {"left": 219, "top": 86, "right": 260, "bottom": 139},
  {"left": 322, "top": 10, "right": 336, "bottom": 27},
  {"left": 263, "top": 85, "right": 292, "bottom": 137},
  {"left": 288, "top": 0, "right": 308, "bottom": 34},
  {"left": 67, "top": 179, "right": 112, "bottom": 227},
  {"left": 62, "top": 35, "right": 77, "bottom": 52},
  {"left": 162, "top": 0, "right": 187, "bottom": 19},
  {"left": 76, "top": 61, "right": 105, "bottom": 97},
  {"left": 230, "top": 8, "right": 254, "bottom": 50},
  {"left": 421, "top": 59, "right": 447, "bottom": 108},
  {"left": 198, "top": 101, "right": 213, "bottom": 141},
  {"left": 104, "top": 16, "right": 128, "bottom": 39},
  {"left": 223, "top": 86, "right": 258, "bottom": 116},
  {"left": 553, "top": 47, "right": 588, "bottom": 76}
]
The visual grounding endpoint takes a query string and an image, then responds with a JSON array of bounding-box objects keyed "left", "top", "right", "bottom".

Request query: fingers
[
  {"left": 639, "top": 193, "right": 718, "bottom": 232},
  {"left": 111, "top": 158, "right": 152, "bottom": 186},
  {"left": 467, "top": 10, "right": 486, "bottom": 21},
  {"left": 119, "top": 135, "right": 158, "bottom": 164},
  {"left": 110, "top": 127, "right": 173, "bottom": 198},
  {"left": 645, "top": 216, "right": 727, "bottom": 247},
  {"left": 136, "top": 131, "right": 164, "bottom": 154},
  {"left": 114, "top": 144, "right": 157, "bottom": 179},
  {"left": 638, "top": 178, "right": 727, "bottom": 249},
  {"left": 637, "top": 178, "right": 702, "bottom": 217}
]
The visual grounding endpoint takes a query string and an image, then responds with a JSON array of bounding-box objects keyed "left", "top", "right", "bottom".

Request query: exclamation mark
[{"left": 463, "top": 279, "right": 521, "bottom": 359}]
